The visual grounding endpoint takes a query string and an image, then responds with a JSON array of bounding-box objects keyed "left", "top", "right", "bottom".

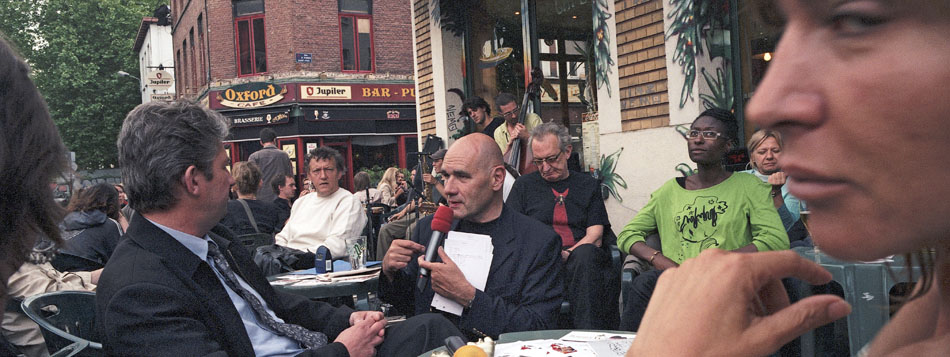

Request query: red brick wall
[{"left": 172, "top": 0, "right": 415, "bottom": 101}]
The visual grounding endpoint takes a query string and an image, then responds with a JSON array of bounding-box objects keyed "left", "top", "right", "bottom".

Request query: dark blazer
[
  {"left": 96, "top": 214, "right": 353, "bottom": 356},
  {"left": 378, "top": 205, "right": 564, "bottom": 338}
]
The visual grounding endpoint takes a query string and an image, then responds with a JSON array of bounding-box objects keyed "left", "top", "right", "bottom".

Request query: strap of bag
[{"left": 237, "top": 199, "right": 261, "bottom": 234}]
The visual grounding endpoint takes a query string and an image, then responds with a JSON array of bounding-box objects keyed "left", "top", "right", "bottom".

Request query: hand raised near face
[
  {"left": 768, "top": 171, "right": 787, "bottom": 187},
  {"left": 626, "top": 249, "right": 851, "bottom": 357},
  {"left": 381, "top": 239, "right": 425, "bottom": 281}
]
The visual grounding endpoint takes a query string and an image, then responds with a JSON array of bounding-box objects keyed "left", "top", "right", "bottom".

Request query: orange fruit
[{"left": 453, "top": 345, "right": 488, "bottom": 357}]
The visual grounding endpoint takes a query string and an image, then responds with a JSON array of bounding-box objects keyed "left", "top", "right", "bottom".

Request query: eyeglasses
[
  {"left": 500, "top": 106, "right": 519, "bottom": 118},
  {"left": 686, "top": 130, "right": 724, "bottom": 139},
  {"left": 531, "top": 151, "right": 563, "bottom": 166}
]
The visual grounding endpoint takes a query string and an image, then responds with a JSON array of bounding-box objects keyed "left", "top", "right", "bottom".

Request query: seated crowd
[{"left": 0, "top": 38, "right": 810, "bottom": 356}]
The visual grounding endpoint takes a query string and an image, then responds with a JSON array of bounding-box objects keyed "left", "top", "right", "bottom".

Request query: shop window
[{"left": 352, "top": 136, "right": 397, "bottom": 175}]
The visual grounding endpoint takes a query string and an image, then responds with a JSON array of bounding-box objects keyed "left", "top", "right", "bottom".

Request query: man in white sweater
[{"left": 275, "top": 147, "right": 366, "bottom": 258}]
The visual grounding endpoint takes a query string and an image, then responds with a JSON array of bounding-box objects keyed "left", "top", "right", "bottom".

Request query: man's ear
[
  {"left": 181, "top": 165, "right": 201, "bottom": 196},
  {"left": 565, "top": 144, "right": 573, "bottom": 157},
  {"left": 490, "top": 165, "right": 506, "bottom": 192}
]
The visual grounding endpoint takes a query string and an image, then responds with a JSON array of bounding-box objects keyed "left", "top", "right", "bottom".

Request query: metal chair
[
  {"left": 20, "top": 291, "right": 102, "bottom": 356},
  {"left": 236, "top": 232, "right": 275, "bottom": 253}
]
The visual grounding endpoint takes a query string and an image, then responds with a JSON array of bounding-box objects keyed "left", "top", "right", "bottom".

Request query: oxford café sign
[{"left": 216, "top": 82, "right": 286, "bottom": 108}]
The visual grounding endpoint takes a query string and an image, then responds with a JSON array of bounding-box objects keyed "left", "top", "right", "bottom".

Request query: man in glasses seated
[
  {"left": 615, "top": 108, "right": 788, "bottom": 331},
  {"left": 492, "top": 92, "right": 542, "bottom": 155},
  {"left": 506, "top": 122, "right": 619, "bottom": 329}
]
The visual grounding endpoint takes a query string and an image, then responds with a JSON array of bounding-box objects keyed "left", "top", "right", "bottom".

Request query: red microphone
[{"left": 417, "top": 206, "right": 454, "bottom": 291}]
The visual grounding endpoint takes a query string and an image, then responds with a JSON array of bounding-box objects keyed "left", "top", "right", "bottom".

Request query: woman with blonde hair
[
  {"left": 376, "top": 167, "right": 403, "bottom": 208},
  {"left": 743, "top": 129, "right": 801, "bottom": 232},
  {"left": 220, "top": 161, "right": 280, "bottom": 235}
]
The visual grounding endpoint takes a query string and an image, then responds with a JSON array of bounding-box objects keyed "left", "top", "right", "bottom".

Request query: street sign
[
  {"left": 151, "top": 93, "right": 174, "bottom": 102},
  {"left": 296, "top": 53, "right": 313, "bottom": 63},
  {"left": 146, "top": 70, "right": 174, "bottom": 90}
]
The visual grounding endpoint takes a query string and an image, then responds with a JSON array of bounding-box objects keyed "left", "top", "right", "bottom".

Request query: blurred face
[
  {"left": 747, "top": 0, "right": 950, "bottom": 260},
  {"left": 432, "top": 159, "right": 443, "bottom": 173},
  {"left": 751, "top": 137, "right": 782, "bottom": 175},
  {"left": 279, "top": 176, "right": 297, "bottom": 199},
  {"left": 396, "top": 172, "right": 405, "bottom": 184},
  {"left": 440, "top": 144, "right": 505, "bottom": 223},
  {"left": 686, "top": 117, "right": 731, "bottom": 165},
  {"left": 308, "top": 157, "right": 343, "bottom": 197},
  {"left": 531, "top": 134, "right": 570, "bottom": 182},
  {"left": 114, "top": 185, "right": 128, "bottom": 205},
  {"left": 467, "top": 106, "right": 489, "bottom": 125}
]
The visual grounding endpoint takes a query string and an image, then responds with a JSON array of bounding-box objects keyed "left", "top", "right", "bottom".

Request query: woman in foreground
[{"left": 627, "top": 1, "right": 950, "bottom": 355}]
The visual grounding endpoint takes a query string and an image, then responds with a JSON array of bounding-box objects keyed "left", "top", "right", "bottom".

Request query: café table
[
  {"left": 420, "top": 329, "right": 633, "bottom": 356},
  {"left": 268, "top": 261, "right": 381, "bottom": 310},
  {"left": 791, "top": 246, "right": 920, "bottom": 356}
]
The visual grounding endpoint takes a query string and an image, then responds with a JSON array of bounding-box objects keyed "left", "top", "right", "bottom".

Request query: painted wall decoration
[
  {"left": 593, "top": 0, "right": 615, "bottom": 98},
  {"left": 665, "top": 0, "right": 734, "bottom": 110},
  {"left": 597, "top": 148, "right": 627, "bottom": 202}
]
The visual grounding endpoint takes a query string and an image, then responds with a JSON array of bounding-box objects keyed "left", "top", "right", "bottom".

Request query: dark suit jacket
[
  {"left": 96, "top": 214, "right": 353, "bottom": 356},
  {"left": 378, "top": 205, "right": 564, "bottom": 338}
]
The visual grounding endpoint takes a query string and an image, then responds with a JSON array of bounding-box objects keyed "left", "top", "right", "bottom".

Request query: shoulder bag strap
[{"left": 237, "top": 199, "right": 261, "bottom": 234}]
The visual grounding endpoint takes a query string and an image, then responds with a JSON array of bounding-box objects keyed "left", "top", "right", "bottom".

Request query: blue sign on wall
[{"left": 295, "top": 53, "right": 313, "bottom": 63}]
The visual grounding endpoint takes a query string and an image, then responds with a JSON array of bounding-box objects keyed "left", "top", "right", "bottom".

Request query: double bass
[{"left": 503, "top": 67, "right": 544, "bottom": 175}]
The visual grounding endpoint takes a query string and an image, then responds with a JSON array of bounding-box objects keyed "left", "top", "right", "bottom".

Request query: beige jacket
[{"left": 2, "top": 263, "right": 95, "bottom": 356}]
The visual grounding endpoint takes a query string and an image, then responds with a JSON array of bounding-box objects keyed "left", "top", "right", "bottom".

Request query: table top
[
  {"left": 268, "top": 271, "right": 379, "bottom": 300},
  {"left": 420, "top": 330, "right": 633, "bottom": 356}
]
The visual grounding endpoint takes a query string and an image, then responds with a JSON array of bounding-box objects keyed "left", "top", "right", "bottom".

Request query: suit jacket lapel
[{"left": 125, "top": 215, "right": 256, "bottom": 355}]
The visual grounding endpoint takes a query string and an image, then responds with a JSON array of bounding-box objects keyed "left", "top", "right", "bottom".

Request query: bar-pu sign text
[{"left": 217, "top": 82, "right": 286, "bottom": 108}]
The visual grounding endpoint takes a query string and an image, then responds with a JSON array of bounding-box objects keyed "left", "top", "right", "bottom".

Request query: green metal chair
[{"left": 21, "top": 291, "right": 102, "bottom": 356}]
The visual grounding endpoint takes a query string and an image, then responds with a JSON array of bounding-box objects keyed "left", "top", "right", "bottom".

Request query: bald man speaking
[{"left": 378, "top": 134, "right": 564, "bottom": 339}]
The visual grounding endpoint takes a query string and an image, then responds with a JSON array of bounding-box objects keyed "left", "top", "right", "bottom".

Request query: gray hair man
[
  {"left": 275, "top": 146, "right": 366, "bottom": 259},
  {"left": 506, "top": 122, "right": 620, "bottom": 329},
  {"left": 98, "top": 101, "right": 458, "bottom": 356}
]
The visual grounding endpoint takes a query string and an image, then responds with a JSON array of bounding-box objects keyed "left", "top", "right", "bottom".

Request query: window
[
  {"left": 198, "top": 14, "right": 206, "bottom": 86},
  {"left": 338, "top": 0, "right": 373, "bottom": 72},
  {"left": 233, "top": 0, "right": 267, "bottom": 76},
  {"left": 175, "top": 49, "right": 181, "bottom": 96},
  {"left": 181, "top": 39, "right": 188, "bottom": 93},
  {"left": 189, "top": 28, "right": 197, "bottom": 90}
]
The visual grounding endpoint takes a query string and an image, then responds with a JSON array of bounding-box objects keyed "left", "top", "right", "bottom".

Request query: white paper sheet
[{"left": 430, "top": 231, "right": 493, "bottom": 315}]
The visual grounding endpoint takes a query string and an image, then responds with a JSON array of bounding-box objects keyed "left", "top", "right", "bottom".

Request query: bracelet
[{"left": 649, "top": 251, "right": 661, "bottom": 265}]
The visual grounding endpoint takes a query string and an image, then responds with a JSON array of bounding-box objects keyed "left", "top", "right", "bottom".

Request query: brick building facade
[{"left": 169, "top": 0, "right": 418, "bottom": 189}]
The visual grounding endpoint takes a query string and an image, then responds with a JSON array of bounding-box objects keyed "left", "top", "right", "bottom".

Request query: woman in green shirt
[{"left": 618, "top": 108, "right": 788, "bottom": 331}]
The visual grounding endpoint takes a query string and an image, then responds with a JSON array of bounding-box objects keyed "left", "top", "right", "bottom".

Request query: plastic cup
[{"left": 346, "top": 236, "right": 367, "bottom": 270}]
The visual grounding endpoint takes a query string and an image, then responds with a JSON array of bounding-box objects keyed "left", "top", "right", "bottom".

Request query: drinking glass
[
  {"left": 345, "top": 236, "right": 367, "bottom": 270},
  {"left": 800, "top": 201, "right": 820, "bottom": 263}
]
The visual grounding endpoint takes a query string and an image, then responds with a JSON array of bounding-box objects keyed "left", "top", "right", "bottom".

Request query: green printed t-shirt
[{"left": 617, "top": 172, "right": 789, "bottom": 264}]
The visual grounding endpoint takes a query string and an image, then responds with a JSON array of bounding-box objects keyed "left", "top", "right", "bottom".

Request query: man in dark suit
[
  {"left": 98, "top": 101, "right": 459, "bottom": 356},
  {"left": 379, "top": 134, "right": 564, "bottom": 339}
]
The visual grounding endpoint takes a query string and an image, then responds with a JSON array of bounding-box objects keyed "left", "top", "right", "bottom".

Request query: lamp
[
  {"left": 116, "top": 71, "right": 140, "bottom": 80},
  {"left": 289, "top": 104, "right": 304, "bottom": 119}
]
